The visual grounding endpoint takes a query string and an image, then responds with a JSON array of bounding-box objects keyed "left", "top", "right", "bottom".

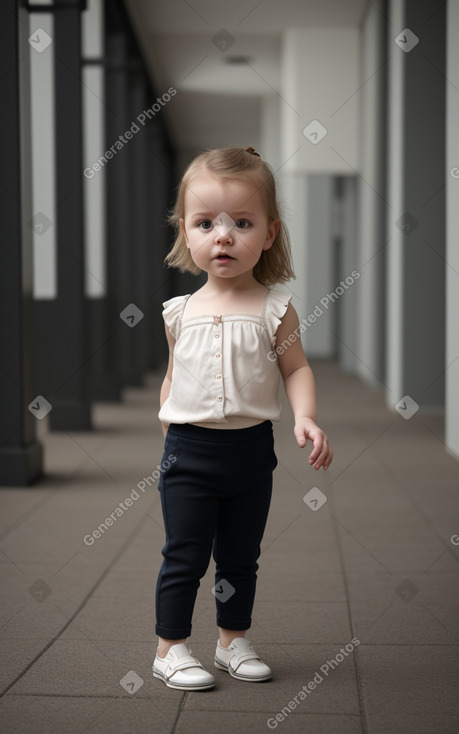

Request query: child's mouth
[{"left": 215, "top": 254, "right": 235, "bottom": 261}]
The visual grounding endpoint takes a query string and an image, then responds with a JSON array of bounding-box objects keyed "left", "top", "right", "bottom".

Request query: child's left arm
[{"left": 275, "top": 303, "right": 333, "bottom": 471}]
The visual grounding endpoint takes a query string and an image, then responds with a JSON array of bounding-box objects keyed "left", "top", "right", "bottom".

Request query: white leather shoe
[
  {"left": 153, "top": 643, "right": 215, "bottom": 690},
  {"left": 214, "top": 638, "right": 272, "bottom": 681}
]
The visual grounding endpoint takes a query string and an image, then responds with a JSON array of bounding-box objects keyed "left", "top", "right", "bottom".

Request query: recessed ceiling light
[{"left": 224, "top": 55, "right": 254, "bottom": 65}]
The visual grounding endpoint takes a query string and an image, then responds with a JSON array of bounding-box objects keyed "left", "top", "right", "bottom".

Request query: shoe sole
[
  {"left": 153, "top": 668, "right": 215, "bottom": 691},
  {"left": 214, "top": 657, "right": 272, "bottom": 682}
]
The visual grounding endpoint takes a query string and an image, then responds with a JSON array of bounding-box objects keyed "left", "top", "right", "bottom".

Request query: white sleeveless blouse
[{"left": 158, "top": 287, "right": 293, "bottom": 429}]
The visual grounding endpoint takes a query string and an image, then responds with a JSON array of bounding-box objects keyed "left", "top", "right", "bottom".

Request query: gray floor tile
[
  {"left": 0, "top": 639, "right": 48, "bottom": 692},
  {"left": 357, "top": 644, "right": 459, "bottom": 730},
  {"left": 0, "top": 696, "right": 176, "bottom": 734},
  {"left": 254, "top": 601, "right": 352, "bottom": 644},
  {"left": 176, "top": 711, "right": 362, "bottom": 734},
  {"left": 9, "top": 640, "right": 156, "bottom": 698}
]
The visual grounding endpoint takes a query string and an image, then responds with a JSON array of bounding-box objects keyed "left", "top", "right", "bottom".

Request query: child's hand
[{"left": 294, "top": 418, "right": 333, "bottom": 471}]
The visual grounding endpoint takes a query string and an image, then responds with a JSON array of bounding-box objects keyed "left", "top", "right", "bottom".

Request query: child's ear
[
  {"left": 263, "top": 218, "right": 281, "bottom": 251},
  {"left": 179, "top": 218, "right": 189, "bottom": 248}
]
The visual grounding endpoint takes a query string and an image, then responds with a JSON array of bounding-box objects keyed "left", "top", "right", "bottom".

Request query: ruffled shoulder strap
[
  {"left": 263, "top": 288, "right": 294, "bottom": 348},
  {"left": 161, "top": 294, "right": 190, "bottom": 339}
]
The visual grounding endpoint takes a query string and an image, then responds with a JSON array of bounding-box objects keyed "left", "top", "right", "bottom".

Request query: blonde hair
[{"left": 164, "top": 146, "right": 295, "bottom": 286}]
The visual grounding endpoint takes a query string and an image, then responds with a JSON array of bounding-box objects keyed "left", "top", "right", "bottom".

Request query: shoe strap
[
  {"left": 165, "top": 656, "right": 203, "bottom": 680},
  {"left": 229, "top": 651, "right": 260, "bottom": 672}
]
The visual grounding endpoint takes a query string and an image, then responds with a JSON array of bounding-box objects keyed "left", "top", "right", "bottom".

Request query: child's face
[{"left": 179, "top": 169, "right": 279, "bottom": 281}]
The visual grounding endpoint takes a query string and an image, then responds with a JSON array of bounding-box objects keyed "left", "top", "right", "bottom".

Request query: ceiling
[{"left": 124, "top": 0, "right": 368, "bottom": 156}]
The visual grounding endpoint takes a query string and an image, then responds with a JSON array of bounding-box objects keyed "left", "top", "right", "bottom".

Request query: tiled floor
[{"left": 1, "top": 360, "right": 458, "bottom": 733}]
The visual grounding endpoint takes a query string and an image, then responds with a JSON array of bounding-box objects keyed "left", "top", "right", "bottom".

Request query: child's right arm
[{"left": 159, "top": 323, "right": 176, "bottom": 438}]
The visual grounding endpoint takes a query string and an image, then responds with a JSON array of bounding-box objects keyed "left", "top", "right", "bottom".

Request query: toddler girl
[{"left": 153, "top": 146, "right": 333, "bottom": 691}]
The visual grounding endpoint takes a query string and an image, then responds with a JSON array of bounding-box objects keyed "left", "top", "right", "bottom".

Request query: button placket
[{"left": 213, "top": 315, "right": 224, "bottom": 413}]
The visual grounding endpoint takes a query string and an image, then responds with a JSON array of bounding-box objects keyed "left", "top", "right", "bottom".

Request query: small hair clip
[{"left": 244, "top": 146, "right": 263, "bottom": 159}]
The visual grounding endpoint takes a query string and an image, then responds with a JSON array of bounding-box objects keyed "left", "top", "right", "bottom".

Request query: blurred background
[
  {"left": 1, "top": 0, "right": 458, "bottom": 484},
  {"left": 1, "top": 4, "right": 459, "bottom": 731}
]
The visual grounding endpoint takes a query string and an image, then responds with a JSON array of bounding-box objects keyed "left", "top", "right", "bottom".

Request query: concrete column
[
  {"left": 33, "top": 0, "right": 92, "bottom": 430},
  {"left": 145, "top": 121, "right": 176, "bottom": 370},
  {"left": 128, "top": 68, "right": 151, "bottom": 376},
  {"left": 445, "top": 0, "right": 459, "bottom": 459},
  {"left": 386, "top": 0, "right": 446, "bottom": 411},
  {"left": 357, "top": 0, "right": 388, "bottom": 388},
  {"left": 29, "top": 4, "right": 57, "bottom": 301},
  {"left": 82, "top": 0, "right": 122, "bottom": 401},
  {"left": 338, "top": 176, "right": 359, "bottom": 372},
  {"left": 305, "top": 175, "right": 335, "bottom": 357},
  {"left": 0, "top": 0, "right": 44, "bottom": 484},
  {"left": 105, "top": 29, "right": 145, "bottom": 388}
]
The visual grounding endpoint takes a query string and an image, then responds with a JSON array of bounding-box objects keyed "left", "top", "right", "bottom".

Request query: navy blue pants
[{"left": 155, "top": 420, "right": 278, "bottom": 639}]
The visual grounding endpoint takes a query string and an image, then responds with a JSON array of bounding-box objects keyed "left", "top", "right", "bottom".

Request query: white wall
[
  {"left": 260, "top": 94, "right": 280, "bottom": 173},
  {"left": 279, "top": 26, "right": 361, "bottom": 358},
  {"left": 280, "top": 27, "right": 360, "bottom": 175},
  {"left": 278, "top": 171, "right": 309, "bottom": 321}
]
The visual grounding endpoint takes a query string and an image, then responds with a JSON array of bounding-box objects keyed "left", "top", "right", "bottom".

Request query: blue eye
[
  {"left": 235, "top": 219, "right": 250, "bottom": 229},
  {"left": 198, "top": 220, "right": 213, "bottom": 231}
]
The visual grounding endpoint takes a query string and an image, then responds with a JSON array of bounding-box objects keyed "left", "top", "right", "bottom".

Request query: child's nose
[{"left": 214, "top": 228, "right": 233, "bottom": 243}]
